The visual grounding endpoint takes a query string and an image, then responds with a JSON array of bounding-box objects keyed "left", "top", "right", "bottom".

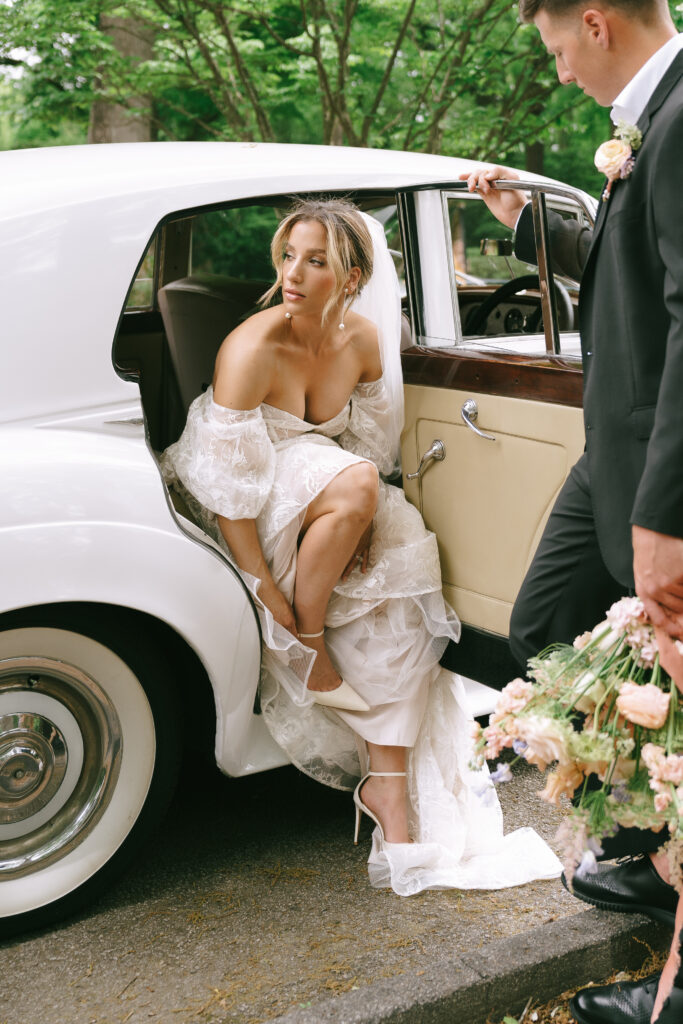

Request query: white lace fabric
[{"left": 161, "top": 377, "right": 561, "bottom": 894}]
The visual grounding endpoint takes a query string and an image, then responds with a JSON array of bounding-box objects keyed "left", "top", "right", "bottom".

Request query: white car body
[{"left": 0, "top": 142, "right": 595, "bottom": 930}]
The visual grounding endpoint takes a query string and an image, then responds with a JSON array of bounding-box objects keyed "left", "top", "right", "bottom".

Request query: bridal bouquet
[{"left": 472, "top": 597, "right": 683, "bottom": 888}]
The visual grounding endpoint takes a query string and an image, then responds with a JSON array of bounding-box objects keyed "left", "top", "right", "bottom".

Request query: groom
[{"left": 464, "top": 0, "right": 683, "bottom": 1021}]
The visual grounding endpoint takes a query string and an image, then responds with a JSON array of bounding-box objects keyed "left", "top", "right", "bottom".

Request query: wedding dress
[{"left": 160, "top": 215, "right": 562, "bottom": 896}]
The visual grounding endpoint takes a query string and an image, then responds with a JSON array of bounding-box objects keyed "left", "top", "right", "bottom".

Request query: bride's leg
[
  {"left": 361, "top": 743, "right": 410, "bottom": 844},
  {"left": 295, "top": 462, "right": 378, "bottom": 692}
]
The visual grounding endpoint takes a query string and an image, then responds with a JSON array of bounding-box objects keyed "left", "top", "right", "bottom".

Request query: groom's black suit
[{"left": 510, "top": 50, "right": 683, "bottom": 670}]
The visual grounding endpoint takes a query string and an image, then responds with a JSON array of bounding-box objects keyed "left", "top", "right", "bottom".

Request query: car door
[{"left": 398, "top": 180, "right": 594, "bottom": 682}]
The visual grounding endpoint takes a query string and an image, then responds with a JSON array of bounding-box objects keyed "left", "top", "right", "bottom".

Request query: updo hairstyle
[{"left": 260, "top": 198, "right": 374, "bottom": 325}]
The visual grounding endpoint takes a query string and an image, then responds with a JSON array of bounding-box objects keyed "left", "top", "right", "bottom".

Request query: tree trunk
[
  {"left": 88, "top": 16, "right": 155, "bottom": 144},
  {"left": 525, "top": 139, "right": 544, "bottom": 174}
]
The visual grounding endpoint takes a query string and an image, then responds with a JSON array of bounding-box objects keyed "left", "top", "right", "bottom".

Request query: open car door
[{"left": 398, "top": 180, "right": 595, "bottom": 690}]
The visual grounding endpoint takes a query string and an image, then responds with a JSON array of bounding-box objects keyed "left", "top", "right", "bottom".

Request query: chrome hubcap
[
  {"left": 0, "top": 656, "right": 122, "bottom": 879},
  {"left": 0, "top": 714, "right": 67, "bottom": 822}
]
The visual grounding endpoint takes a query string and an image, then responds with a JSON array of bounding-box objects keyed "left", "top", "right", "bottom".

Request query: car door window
[
  {"left": 125, "top": 236, "right": 157, "bottom": 311},
  {"left": 442, "top": 188, "right": 587, "bottom": 358}
]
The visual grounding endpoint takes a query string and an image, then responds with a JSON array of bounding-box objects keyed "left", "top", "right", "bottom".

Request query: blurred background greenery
[{"left": 1, "top": 0, "right": 681, "bottom": 200}]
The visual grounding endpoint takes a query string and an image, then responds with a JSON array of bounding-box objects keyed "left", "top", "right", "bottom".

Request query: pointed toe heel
[
  {"left": 311, "top": 681, "right": 370, "bottom": 713},
  {"left": 299, "top": 630, "right": 370, "bottom": 713}
]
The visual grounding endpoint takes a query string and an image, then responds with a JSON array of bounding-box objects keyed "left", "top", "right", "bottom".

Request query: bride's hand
[
  {"left": 341, "top": 523, "right": 373, "bottom": 581},
  {"left": 258, "top": 578, "right": 297, "bottom": 634}
]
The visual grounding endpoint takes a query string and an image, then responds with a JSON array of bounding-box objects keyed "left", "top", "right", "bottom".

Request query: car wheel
[{"left": 0, "top": 621, "right": 181, "bottom": 935}]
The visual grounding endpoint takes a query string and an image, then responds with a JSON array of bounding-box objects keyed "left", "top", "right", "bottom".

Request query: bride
[{"left": 161, "top": 198, "right": 561, "bottom": 895}]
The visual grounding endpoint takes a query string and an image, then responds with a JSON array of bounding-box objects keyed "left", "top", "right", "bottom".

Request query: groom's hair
[{"left": 519, "top": 0, "right": 668, "bottom": 23}]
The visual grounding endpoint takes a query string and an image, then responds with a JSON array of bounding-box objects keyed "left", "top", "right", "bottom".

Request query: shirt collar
[{"left": 611, "top": 33, "right": 683, "bottom": 126}]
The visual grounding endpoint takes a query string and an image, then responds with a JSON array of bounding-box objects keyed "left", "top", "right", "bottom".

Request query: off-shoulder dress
[{"left": 161, "top": 377, "right": 562, "bottom": 894}]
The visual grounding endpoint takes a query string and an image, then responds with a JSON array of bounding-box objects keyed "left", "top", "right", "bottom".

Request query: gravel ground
[{"left": 1, "top": 752, "right": 586, "bottom": 1024}]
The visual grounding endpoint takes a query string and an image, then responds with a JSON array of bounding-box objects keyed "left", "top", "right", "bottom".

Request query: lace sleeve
[
  {"left": 337, "top": 377, "right": 395, "bottom": 477},
  {"left": 161, "top": 395, "right": 276, "bottom": 520}
]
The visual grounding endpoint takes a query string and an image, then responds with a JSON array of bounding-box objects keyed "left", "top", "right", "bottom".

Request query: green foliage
[
  {"left": 191, "top": 205, "right": 281, "bottom": 281},
  {"left": 1, "top": 0, "right": 682, "bottom": 197}
]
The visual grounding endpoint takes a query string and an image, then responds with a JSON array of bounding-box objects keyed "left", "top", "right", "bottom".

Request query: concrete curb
[{"left": 270, "top": 909, "right": 668, "bottom": 1024}]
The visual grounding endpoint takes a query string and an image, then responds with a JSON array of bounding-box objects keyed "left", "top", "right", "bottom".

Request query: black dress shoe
[
  {"left": 570, "top": 972, "right": 661, "bottom": 1024},
  {"left": 562, "top": 854, "right": 677, "bottom": 927}
]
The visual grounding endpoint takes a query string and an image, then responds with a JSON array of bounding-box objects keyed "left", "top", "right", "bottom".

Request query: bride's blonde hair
[{"left": 260, "top": 199, "right": 374, "bottom": 325}]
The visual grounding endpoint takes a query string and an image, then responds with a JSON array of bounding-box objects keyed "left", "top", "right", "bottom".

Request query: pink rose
[
  {"left": 660, "top": 756, "right": 683, "bottom": 785},
  {"left": 594, "top": 139, "right": 632, "bottom": 179},
  {"left": 642, "top": 742, "right": 666, "bottom": 773},
  {"left": 483, "top": 722, "right": 510, "bottom": 759},
  {"left": 616, "top": 682, "right": 670, "bottom": 730},
  {"left": 654, "top": 792, "right": 672, "bottom": 814},
  {"left": 496, "top": 678, "right": 535, "bottom": 714}
]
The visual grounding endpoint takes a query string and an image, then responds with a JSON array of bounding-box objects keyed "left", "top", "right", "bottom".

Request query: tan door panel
[{"left": 402, "top": 384, "right": 585, "bottom": 636}]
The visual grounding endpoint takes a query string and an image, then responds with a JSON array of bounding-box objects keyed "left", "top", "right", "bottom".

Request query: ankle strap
[
  {"left": 367, "top": 771, "right": 407, "bottom": 777},
  {"left": 298, "top": 629, "right": 325, "bottom": 638}
]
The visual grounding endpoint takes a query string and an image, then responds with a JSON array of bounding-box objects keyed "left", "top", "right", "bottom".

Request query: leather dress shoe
[
  {"left": 562, "top": 855, "right": 677, "bottom": 927},
  {"left": 570, "top": 972, "right": 662, "bottom": 1024}
]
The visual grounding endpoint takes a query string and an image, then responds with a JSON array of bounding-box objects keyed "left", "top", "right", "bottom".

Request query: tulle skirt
[{"left": 165, "top": 435, "right": 562, "bottom": 893}]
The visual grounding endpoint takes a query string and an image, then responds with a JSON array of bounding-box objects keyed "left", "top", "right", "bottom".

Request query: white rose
[{"left": 594, "top": 139, "right": 631, "bottom": 179}]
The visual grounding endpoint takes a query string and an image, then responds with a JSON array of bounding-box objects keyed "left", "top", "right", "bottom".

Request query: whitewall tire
[{"left": 0, "top": 620, "right": 181, "bottom": 934}]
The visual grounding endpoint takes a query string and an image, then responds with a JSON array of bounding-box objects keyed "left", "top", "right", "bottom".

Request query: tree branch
[
  {"left": 360, "top": 0, "right": 417, "bottom": 145},
  {"left": 212, "top": 5, "right": 274, "bottom": 140}
]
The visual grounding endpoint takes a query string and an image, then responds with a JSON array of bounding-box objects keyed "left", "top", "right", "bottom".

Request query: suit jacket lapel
[
  {"left": 636, "top": 48, "right": 683, "bottom": 136},
  {"left": 583, "top": 49, "right": 683, "bottom": 276}
]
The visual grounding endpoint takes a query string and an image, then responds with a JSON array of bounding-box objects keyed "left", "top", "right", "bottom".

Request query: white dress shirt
[
  {"left": 611, "top": 32, "right": 683, "bottom": 125},
  {"left": 513, "top": 33, "right": 683, "bottom": 233}
]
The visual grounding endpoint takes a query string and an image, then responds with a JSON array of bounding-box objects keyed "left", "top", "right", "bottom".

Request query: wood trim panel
[{"left": 401, "top": 345, "right": 583, "bottom": 408}]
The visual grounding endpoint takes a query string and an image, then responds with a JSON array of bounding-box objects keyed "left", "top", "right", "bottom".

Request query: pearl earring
[{"left": 339, "top": 288, "right": 349, "bottom": 331}]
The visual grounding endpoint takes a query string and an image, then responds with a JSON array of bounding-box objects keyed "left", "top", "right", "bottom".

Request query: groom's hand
[
  {"left": 633, "top": 524, "right": 683, "bottom": 641},
  {"left": 459, "top": 166, "right": 528, "bottom": 231}
]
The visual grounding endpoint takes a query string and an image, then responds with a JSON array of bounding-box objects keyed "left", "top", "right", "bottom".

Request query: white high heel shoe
[
  {"left": 299, "top": 629, "right": 370, "bottom": 713},
  {"left": 353, "top": 770, "right": 407, "bottom": 844}
]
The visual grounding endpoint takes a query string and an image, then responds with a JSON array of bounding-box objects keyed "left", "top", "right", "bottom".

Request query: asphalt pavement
[{"left": 0, "top": 752, "right": 668, "bottom": 1024}]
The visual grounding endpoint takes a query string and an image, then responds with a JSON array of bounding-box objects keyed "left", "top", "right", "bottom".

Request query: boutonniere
[{"left": 594, "top": 120, "right": 642, "bottom": 202}]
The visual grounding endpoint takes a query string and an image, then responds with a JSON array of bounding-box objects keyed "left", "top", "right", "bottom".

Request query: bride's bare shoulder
[
  {"left": 349, "top": 312, "right": 382, "bottom": 381},
  {"left": 213, "top": 306, "right": 281, "bottom": 407}
]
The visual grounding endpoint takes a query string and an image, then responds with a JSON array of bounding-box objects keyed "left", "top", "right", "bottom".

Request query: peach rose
[
  {"left": 538, "top": 762, "right": 584, "bottom": 806},
  {"left": 594, "top": 139, "right": 631, "bottom": 179},
  {"left": 616, "top": 682, "right": 670, "bottom": 730},
  {"left": 517, "top": 716, "right": 570, "bottom": 770}
]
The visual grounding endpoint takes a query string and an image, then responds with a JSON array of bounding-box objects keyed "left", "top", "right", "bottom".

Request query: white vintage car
[{"left": 0, "top": 142, "right": 595, "bottom": 933}]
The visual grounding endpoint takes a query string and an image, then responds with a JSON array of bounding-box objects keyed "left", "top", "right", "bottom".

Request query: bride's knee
[{"left": 341, "top": 462, "right": 379, "bottom": 521}]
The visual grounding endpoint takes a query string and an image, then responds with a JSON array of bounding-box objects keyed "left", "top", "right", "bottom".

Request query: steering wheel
[{"left": 464, "top": 273, "right": 574, "bottom": 336}]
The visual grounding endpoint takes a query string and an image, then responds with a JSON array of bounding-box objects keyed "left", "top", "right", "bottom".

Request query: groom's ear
[{"left": 582, "top": 8, "right": 610, "bottom": 50}]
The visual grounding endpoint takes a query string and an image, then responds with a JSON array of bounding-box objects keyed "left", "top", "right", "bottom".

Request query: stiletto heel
[
  {"left": 353, "top": 771, "right": 407, "bottom": 845},
  {"left": 299, "top": 630, "right": 370, "bottom": 713}
]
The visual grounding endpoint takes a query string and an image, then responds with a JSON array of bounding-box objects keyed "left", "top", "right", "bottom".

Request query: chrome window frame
[{"left": 440, "top": 180, "right": 595, "bottom": 357}]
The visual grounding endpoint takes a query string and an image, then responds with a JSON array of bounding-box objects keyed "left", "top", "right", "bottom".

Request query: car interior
[
  {"left": 111, "top": 185, "right": 586, "bottom": 694},
  {"left": 113, "top": 187, "right": 583, "bottom": 460}
]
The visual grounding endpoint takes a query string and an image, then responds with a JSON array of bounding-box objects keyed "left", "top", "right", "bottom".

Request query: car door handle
[
  {"left": 406, "top": 439, "right": 445, "bottom": 480},
  {"left": 461, "top": 399, "right": 496, "bottom": 441}
]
